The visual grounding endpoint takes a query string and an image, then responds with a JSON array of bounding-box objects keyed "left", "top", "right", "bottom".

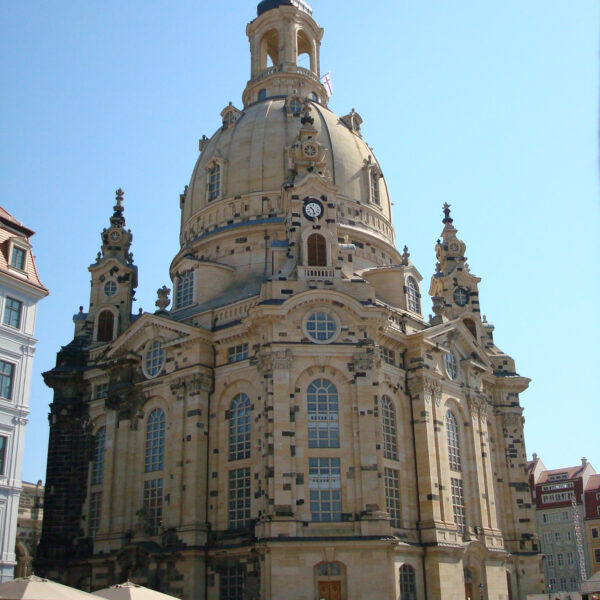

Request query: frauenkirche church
[{"left": 37, "top": 1, "right": 544, "bottom": 598}]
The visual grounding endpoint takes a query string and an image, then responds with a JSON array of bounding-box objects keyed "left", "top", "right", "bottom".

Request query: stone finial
[
  {"left": 114, "top": 188, "right": 124, "bottom": 214},
  {"left": 401, "top": 245, "right": 410, "bottom": 266},
  {"left": 301, "top": 99, "right": 314, "bottom": 125},
  {"left": 199, "top": 135, "right": 209, "bottom": 152},
  {"left": 532, "top": 452, "right": 538, "bottom": 461},
  {"left": 442, "top": 202, "right": 453, "bottom": 224},
  {"left": 155, "top": 286, "right": 171, "bottom": 311}
]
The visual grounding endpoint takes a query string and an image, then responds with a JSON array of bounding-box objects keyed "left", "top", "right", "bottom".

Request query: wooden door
[{"left": 318, "top": 581, "right": 341, "bottom": 600}]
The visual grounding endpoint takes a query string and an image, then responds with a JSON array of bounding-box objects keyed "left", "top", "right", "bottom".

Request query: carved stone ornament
[
  {"left": 467, "top": 394, "right": 490, "bottom": 420},
  {"left": 171, "top": 374, "right": 212, "bottom": 400},
  {"left": 256, "top": 349, "right": 293, "bottom": 373},
  {"left": 352, "top": 350, "right": 376, "bottom": 372},
  {"left": 12, "top": 416, "right": 28, "bottom": 426},
  {"left": 155, "top": 286, "right": 171, "bottom": 311},
  {"left": 424, "top": 380, "right": 442, "bottom": 406}
]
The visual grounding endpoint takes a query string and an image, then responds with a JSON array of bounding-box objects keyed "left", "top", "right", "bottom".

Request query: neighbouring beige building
[
  {"left": 36, "top": 1, "right": 544, "bottom": 599},
  {"left": 14, "top": 480, "right": 43, "bottom": 578}
]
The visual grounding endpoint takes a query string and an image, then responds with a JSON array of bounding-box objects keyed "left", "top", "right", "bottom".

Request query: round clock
[
  {"left": 454, "top": 287, "right": 469, "bottom": 306},
  {"left": 303, "top": 142, "right": 317, "bottom": 157},
  {"left": 109, "top": 230, "right": 121, "bottom": 242},
  {"left": 303, "top": 198, "right": 323, "bottom": 220}
]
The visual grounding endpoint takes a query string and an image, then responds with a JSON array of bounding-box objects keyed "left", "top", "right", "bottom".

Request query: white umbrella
[
  {"left": 92, "top": 582, "right": 179, "bottom": 600},
  {"left": 0, "top": 575, "right": 96, "bottom": 599}
]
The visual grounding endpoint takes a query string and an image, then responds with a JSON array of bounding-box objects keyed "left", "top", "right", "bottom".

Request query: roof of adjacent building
[
  {"left": 585, "top": 473, "right": 600, "bottom": 491},
  {"left": 0, "top": 206, "right": 48, "bottom": 294}
]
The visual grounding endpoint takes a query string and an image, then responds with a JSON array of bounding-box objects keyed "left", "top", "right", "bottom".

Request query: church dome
[{"left": 182, "top": 99, "right": 393, "bottom": 235}]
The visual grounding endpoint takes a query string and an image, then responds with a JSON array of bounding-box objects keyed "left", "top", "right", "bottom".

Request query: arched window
[
  {"left": 370, "top": 170, "right": 380, "bottom": 205},
  {"left": 229, "top": 393, "right": 251, "bottom": 461},
  {"left": 91, "top": 426, "right": 106, "bottom": 486},
  {"left": 406, "top": 277, "right": 420, "bottom": 313},
  {"left": 208, "top": 163, "right": 221, "bottom": 201},
  {"left": 175, "top": 270, "right": 194, "bottom": 308},
  {"left": 258, "top": 88, "right": 267, "bottom": 101},
  {"left": 145, "top": 408, "right": 165, "bottom": 472},
  {"left": 307, "top": 379, "right": 339, "bottom": 448},
  {"left": 297, "top": 30, "right": 314, "bottom": 70},
  {"left": 445, "top": 411, "right": 461, "bottom": 472},
  {"left": 307, "top": 233, "right": 327, "bottom": 266},
  {"left": 399, "top": 564, "right": 417, "bottom": 600},
  {"left": 97, "top": 310, "right": 114, "bottom": 342},
  {"left": 380, "top": 396, "right": 398, "bottom": 460},
  {"left": 446, "top": 410, "right": 466, "bottom": 533},
  {"left": 260, "top": 29, "right": 279, "bottom": 69}
]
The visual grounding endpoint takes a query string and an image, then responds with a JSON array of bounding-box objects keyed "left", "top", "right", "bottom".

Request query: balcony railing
[{"left": 298, "top": 266, "right": 338, "bottom": 281}]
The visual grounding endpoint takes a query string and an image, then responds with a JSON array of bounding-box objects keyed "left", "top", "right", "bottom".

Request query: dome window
[
  {"left": 286, "top": 95, "right": 303, "bottom": 117},
  {"left": 206, "top": 159, "right": 226, "bottom": 203},
  {"left": 221, "top": 102, "right": 242, "bottom": 129},
  {"left": 370, "top": 170, "right": 380, "bottom": 205},
  {"left": 258, "top": 88, "right": 267, "bottom": 101}
]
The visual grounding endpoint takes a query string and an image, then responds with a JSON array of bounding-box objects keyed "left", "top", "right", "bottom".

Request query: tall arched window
[
  {"left": 446, "top": 410, "right": 466, "bottom": 533},
  {"left": 145, "top": 408, "right": 165, "bottom": 472},
  {"left": 91, "top": 426, "right": 106, "bottom": 486},
  {"left": 229, "top": 393, "right": 251, "bottom": 461},
  {"left": 97, "top": 310, "right": 114, "bottom": 342},
  {"left": 445, "top": 411, "right": 461, "bottom": 472},
  {"left": 208, "top": 163, "right": 221, "bottom": 201},
  {"left": 380, "top": 396, "right": 398, "bottom": 460},
  {"left": 406, "top": 277, "right": 420, "bottom": 313},
  {"left": 399, "top": 564, "right": 417, "bottom": 600},
  {"left": 307, "top": 379, "right": 339, "bottom": 448},
  {"left": 307, "top": 233, "right": 327, "bottom": 266},
  {"left": 370, "top": 170, "right": 380, "bottom": 205}
]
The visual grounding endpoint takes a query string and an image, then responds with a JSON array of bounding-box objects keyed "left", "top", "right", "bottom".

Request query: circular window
[
  {"left": 104, "top": 280, "right": 117, "bottom": 297},
  {"left": 444, "top": 352, "right": 459, "bottom": 381},
  {"left": 454, "top": 287, "right": 469, "bottom": 306},
  {"left": 144, "top": 340, "right": 165, "bottom": 379},
  {"left": 303, "top": 143, "right": 317, "bottom": 157},
  {"left": 305, "top": 311, "right": 339, "bottom": 343}
]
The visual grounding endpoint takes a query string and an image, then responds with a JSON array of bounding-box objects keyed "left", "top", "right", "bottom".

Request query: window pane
[
  {"left": 309, "top": 457, "right": 341, "bottom": 522},
  {"left": 407, "top": 277, "right": 420, "bottom": 313},
  {"left": 175, "top": 270, "right": 194, "bottom": 308},
  {"left": 228, "top": 468, "right": 251, "bottom": 528},
  {"left": 384, "top": 468, "right": 401, "bottom": 528},
  {"left": 0, "top": 361, "right": 14, "bottom": 400},
  {"left": 445, "top": 411, "right": 462, "bottom": 472},
  {"left": 143, "top": 478, "right": 163, "bottom": 535},
  {"left": 3, "top": 297, "right": 22, "bottom": 328},
  {"left": 11, "top": 246, "right": 25, "bottom": 270},
  {"left": 307, "top": 379, "right": 339, "bottom": 448},
  {"left": 381, "top": 396, "right": 398, "bottom": 460},
  {"left": 145, "top": 409, "right": 165, "bottom": 472},
  {"left": 229, "top": 394, "right": 251, "bottom": 461},
  {"left": 91, "top": 427, "right": 106, "bottom": 485}
]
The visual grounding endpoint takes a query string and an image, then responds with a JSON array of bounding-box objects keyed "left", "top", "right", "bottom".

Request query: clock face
[
  {"left": 303, "top": 143, "right": 317, "bottom": 157},
  {"left": 109, "top": 230, "right": 121, "bottom": 242},
  {"left": 303, "top": 199, "right": 323, "bottom": 220}
]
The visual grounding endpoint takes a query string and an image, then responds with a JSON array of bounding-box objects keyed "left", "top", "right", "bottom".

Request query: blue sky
[{"left": 1, "top": 0, "right": 598, "bottom": 484}]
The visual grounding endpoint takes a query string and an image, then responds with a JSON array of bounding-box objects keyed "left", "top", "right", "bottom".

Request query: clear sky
[{"left": 1, "top": 0, "right": 598, "bottom": 484}]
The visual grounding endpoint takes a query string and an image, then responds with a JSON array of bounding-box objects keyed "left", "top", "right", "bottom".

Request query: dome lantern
[{"left": 243, "top": 0, "right": 327, "bottom": 107}]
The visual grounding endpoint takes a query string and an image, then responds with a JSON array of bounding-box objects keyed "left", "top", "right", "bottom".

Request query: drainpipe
[{"left": 403, "top": 349, "right": 428, "bottom": 600}]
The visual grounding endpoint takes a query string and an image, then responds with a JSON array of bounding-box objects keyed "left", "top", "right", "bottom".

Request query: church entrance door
[{"left": 318, "top": 581, "right": 341, "bottom": 600}]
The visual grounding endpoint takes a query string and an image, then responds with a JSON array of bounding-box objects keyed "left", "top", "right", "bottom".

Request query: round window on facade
[
  {"left": 104, "top": 280, "right": 117, "bottom": 297},
  {"left": 304, "top": 310, "right": 339, "bottom": 344},
  {"left": 454, "top": 287, "right": 469, "bottom": 306},
  {"left": 144, "top": 340, "right": 165, "bottom": 379},
  {"left": 444, "top": 352, "right": 459, "bottom": 381}
]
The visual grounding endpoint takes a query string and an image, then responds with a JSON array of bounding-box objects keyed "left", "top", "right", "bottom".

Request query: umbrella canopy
[
  {"left": 92, "top": 582, "right": 179, "bottom": 600},
  {"left": 0, "top": 575, "right": 96, "bottom": 600}
]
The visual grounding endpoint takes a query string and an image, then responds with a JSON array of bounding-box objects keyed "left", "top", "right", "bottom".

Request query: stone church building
[{"left": 37, "top": 1, "right": 544, "bottom": 598}]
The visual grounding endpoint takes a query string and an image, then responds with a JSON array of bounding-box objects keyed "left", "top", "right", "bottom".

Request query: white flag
[{"left": 321, "top": 72, "right": 333, "bottom": 97}]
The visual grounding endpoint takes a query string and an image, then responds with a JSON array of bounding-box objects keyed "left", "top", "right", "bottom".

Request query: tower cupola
[{"left": 243, "top": 0, "right": 328, "bottom": 107}]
